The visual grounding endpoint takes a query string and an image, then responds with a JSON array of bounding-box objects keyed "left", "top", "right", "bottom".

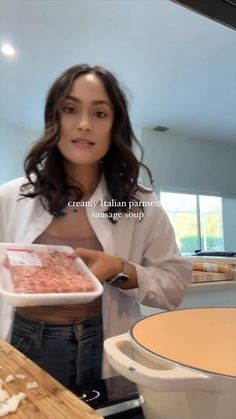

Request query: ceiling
[{"left": 0, "top": 0, "right": 236, "bottom": 145}]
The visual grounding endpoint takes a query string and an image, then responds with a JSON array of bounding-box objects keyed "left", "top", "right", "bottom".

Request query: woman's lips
[{"left": 71, "top": 139, "right": 95, "bottom": 148}]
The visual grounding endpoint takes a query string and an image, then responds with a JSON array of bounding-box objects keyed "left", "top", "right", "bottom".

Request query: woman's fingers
[
  {"left": 68, "top": 248, "right": 122, "bottom": 282},
  {"left": 69, "top": 248, "right": 99, "bottom": 266},
  {"left": 69, "top": 247, "right": 94, "bottom": 257}
]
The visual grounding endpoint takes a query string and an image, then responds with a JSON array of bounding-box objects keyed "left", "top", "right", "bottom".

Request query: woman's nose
[
  {"left": 78, "top": 126, "right": 90, "bottom": 132},
  {"left": 76, "top": 114, "right": 91, "bottom": 132}
]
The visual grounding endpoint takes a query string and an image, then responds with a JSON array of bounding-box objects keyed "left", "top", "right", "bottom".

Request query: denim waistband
[{"left": 13, "top": 312, "right": 103, "bottom": 340}]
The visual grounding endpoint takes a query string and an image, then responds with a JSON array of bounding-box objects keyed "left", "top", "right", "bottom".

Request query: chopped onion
[
  {"left": 4, "top": 376, "right": 14, "bottom": 384},
  {"left": 0, "top": 389, "right": 9, "bottom": 403},
  {"left": 15, "top": 374, "right": 26, "bottom": 380},
  {"left": 0, "top": 392, "right": 26, "bottom": 417},
  {"left": 26, "top": 382, "right": 38, "bottom": 390}
]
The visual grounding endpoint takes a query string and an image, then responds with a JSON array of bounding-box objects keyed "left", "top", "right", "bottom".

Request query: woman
[{"left": 0, "top": 64, "right": 191, "bottom": 391}]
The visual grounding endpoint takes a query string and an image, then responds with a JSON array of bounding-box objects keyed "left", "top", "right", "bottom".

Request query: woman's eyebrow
[{"left": 66, "top": 95, "right": 112, "bottom": 108}]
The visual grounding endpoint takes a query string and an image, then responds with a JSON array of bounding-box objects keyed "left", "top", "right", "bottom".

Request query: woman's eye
[
  {"left": 94, "top": 111, "right": 108, "bottom": 119},
  {"left": 62, "top": 106, "right": 77, "bottom": 114}
]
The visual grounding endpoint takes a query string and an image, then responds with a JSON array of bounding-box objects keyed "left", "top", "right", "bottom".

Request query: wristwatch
[{"left": 106, "top": 259, "right": 130, "bottom": 288}]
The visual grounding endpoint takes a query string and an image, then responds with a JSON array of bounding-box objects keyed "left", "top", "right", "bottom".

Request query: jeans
[{"left": 10, "top": 312, "right": 103, "bottom": 391}]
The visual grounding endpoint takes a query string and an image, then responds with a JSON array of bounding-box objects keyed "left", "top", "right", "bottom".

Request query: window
[{"left": 160, "top": 192, "right": 224, "bottom": 255}]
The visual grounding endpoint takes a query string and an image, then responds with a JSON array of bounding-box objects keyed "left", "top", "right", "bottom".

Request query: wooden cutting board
[
  {"left": 0, "top": 338, "right": 103, "bottom": 418},
  {"left": 192, "top": 270, "right": 233, "bottom": 283}
]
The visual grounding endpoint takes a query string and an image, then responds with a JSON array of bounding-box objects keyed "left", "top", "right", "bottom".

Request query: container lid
[{"left": 131, "top": 308, "right": 236, "bottom": 378}]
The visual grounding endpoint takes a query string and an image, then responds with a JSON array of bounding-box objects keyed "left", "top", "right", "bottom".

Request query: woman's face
[{"left": 58, "top": 73, "right": 114, "bottom": 168}]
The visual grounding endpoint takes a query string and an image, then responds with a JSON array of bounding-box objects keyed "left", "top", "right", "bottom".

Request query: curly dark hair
[{"left": 20, "top": 64, "right": 154, "bottom": 223}]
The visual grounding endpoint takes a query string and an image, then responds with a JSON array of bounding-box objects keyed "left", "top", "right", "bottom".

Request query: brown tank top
[{"left": 16, "top": 231, "right": 103, "bottom": 323}]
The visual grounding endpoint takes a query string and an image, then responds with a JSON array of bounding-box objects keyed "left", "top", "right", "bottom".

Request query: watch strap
[
  {"left": 120, "top": 259, "right": 130, "bottom": 276},
  {"left": 106, "top": 259, "right": 131, "bottom": 286}
]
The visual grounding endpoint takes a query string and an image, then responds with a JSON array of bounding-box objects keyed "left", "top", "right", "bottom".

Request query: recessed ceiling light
[{"left": 1, "top": 44, "right": 15, "bottom": 56}]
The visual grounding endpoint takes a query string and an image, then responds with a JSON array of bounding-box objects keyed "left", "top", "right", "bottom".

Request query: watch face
[{"left": 107, "top": 273, "right": 129, "bottom": 288}]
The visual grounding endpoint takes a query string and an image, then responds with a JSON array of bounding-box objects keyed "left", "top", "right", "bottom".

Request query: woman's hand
[
  {"left": 70, "top": 248, "right": 123, "bottom": 283},
  {"left": 70, "top": 248, "right": 138, "bottom": 289}
]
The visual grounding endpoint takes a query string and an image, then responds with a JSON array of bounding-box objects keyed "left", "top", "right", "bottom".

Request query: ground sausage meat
[{"left": 3, "top": 251, "right": 96, "bottom": 293}]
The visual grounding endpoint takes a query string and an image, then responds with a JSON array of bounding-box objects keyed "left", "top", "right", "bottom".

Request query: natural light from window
[{"left": 160, "top": 192, "right": 224, "bottom": 255}]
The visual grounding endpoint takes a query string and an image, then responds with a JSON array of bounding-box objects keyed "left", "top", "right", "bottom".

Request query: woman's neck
[{"left": 65, "top": 163, "right": 100, "bottom": 201}]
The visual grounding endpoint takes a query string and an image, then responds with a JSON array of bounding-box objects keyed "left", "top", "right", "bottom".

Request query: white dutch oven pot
[{"left": 104, "top": 308, "right": 236, "bottom": 419}]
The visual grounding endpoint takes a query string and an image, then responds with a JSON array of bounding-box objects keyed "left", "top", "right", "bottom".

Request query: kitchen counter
[
  {"left": 189, "top": 279, "right": 236, "bottom": 292},
  {"left": 0, "top": 338, "right": 103, "bottom": 418}
]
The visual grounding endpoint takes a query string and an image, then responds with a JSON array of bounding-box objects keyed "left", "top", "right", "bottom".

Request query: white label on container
[
  {"left": 202, "top": 263, "right": 219, "bottom": 272},
  {"left": 6, "top": 250, "right": 42, "bottom": 266}
]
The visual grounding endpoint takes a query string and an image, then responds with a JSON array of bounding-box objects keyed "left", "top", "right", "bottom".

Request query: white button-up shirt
[{"left": 0, "top": 175, "right": 191, "bottom": 377}]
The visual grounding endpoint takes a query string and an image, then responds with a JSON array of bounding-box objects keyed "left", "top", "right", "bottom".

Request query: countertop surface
[
  {"left": 0, "top": 338, "right": 103, "bottom": 418},
  {"left": 188, "top": 279, "right": 236, "bottom": 292}
]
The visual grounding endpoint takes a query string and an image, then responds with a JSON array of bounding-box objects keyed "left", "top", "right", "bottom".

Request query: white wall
[
  {"left": 141, "top": 129, "right": 236, "bottom": 197},
  {"left": 0, "top": 120, "right": 3, "bottom": 176},
  {"left": 132, "top": 127, "right": 142, "bottom": 160},
  {"left": 141, "top": 129, "right": 236, "bottom": 250},
  {"left": 222, "top": 198, "right": 236, "bottom": 251},
  {"left": 0, "top": 120, "right": 40, "bottom": 184}
]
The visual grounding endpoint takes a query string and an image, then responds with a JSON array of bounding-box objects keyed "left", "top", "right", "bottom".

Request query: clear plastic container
[{"left": 0, "top": 243, "right": 103, "bottom": 307}]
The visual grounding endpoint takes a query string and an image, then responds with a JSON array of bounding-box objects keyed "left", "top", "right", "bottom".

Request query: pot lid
[{"left": 131, "top": 308, "right": 236, "bottom": 378}]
